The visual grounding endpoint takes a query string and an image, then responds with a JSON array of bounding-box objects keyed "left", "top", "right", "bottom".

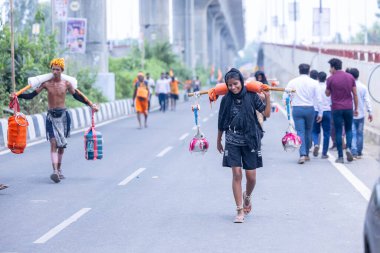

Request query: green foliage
[
  {"left": 145, "top": 42, "right": 177, "bottom": 66},
  {"left": 351, "top": 22, "right": 380, "bottom": 44},
  {"left": 65, "top": 68, "right": 107, "bottom": 108},
  {"left": 110, "top": 41, "right": 200, "bottom": 99},
  {"left": 0, "top": 26, "right": 56, "bottom": 116},
  {"left": 1, "top": 18, "right": 106, "bottom": 117}
]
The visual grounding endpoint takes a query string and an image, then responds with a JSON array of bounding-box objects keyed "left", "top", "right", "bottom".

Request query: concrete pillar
[
  {"left": 139, "top": 0, "right": 169, "bottom": 43},
  {"left": 172, "top": 0, "right": 195, "bottom": 72},
  {"left": 172, "top": 0, "right": 186, "bottom": 62},
  {"left": 207, "top": 10, "right": 214, "bottom": 68},
  {"left": 66, "top": 0, "right": 115, "bottom": 101},
  {"left": 193, "top": 8, "right": 208, "bottom": 68}
]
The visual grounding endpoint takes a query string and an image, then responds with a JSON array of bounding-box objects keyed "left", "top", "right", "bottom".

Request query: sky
[
  {"left": 246, "top": 0, "right": 379, "bottom": 44},
  {"left": 106, "top": 0, "right": 379, "bottom": 46}
]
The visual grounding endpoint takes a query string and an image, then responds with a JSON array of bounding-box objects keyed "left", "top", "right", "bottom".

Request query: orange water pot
[{"left": 7, "top": 113, "right": 28, "bottom": 154}]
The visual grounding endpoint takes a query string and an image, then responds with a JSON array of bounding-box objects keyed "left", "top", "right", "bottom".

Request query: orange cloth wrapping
[
  {"left": 170, "top": 80, "right": 179, "bottom": 94},
  {"left": 50, "top": 58, "right": 65, "bottom": 70},
  {"left": 207, "top": 81, "right": 268, "bottom": 102},
  {"left": 135, "top": 98, "right": 148, "bottom": 115}
]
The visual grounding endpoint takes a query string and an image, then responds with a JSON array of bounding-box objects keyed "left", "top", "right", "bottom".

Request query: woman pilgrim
[{"left": 217, "top": 68, "right": 271, "bottom": 223}]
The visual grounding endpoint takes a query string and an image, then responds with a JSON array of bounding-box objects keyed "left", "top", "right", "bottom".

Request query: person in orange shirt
[
  {"left": 170, "top": 76, "right": 181, "bottom": 110},
  {"left": 132, "top": 72, "right": 150, "bottom": 128},
  {"left": 184, "top": 78, "right": 192, "bottom": 101}
]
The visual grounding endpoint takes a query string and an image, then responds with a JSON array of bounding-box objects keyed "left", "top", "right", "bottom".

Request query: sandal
[
  {"left": 243, "top": 191, "right": 252, "bottom": 214},
  {"left": 0, "top": 184, "right": 9, "bottom": 190},
  {"left": 50, "top": 173, "right": 61, "bottom": 183},
  {"left": 233, "top": 206, "right": 244, "bottom": 223}
]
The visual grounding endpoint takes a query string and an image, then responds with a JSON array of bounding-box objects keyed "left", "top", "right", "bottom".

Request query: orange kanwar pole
[{"left": 15, "top": 85, "right": 31, "bottom": 96}]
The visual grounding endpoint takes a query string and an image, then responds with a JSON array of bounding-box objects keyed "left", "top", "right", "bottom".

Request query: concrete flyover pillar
[
  {"left": 68, "top": 0, "right": 115, "bottom": 101},
  {"left": 193, "top": 8, "right": 208, "bottom": 68},
  {"left": 139, "top": 0, "right": 169, "bottom": 43},
  {"left": 173, "top": 0, "right": 195, "bottom": 73}
]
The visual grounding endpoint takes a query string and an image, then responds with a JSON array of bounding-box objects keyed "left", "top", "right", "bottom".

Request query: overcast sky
[{"left": 106, "top": 0, "right": 379, "bottom": 45}]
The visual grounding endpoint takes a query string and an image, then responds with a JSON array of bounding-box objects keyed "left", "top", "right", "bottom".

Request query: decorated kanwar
[{"left": 9, "top": 58, "right": 99, "bottom": 183}]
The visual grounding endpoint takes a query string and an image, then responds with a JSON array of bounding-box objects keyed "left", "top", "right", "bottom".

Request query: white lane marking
[
  {"left": 34, "top": 208, "right": 91, "bottom": 244},
  {"left": 327, "top": 153, "right": 371, "bottom": 201},
  {"left": 179, "top": 133, "right": 189, "bottom": 141},
  {"left": 30, "top": 200, "right": 48, "bottom": 203},
  {"left": 276, "top": 102, "right": 371, "bottom": 202},
  {"left": 118, "top": 168, "right": 146, "bottom": 186},
  {"left": 202, "top": 117, "right": 209, "bottom": 122},
  {"left": 156, "top": 146, "right": 173, "bottom": 157}
]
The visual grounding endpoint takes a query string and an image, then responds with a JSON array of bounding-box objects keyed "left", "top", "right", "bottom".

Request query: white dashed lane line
[
  {"left": 156, "top": 146, "right": 173, "bottom": 157},
  {"left": 34, "top": 208, "right": 91, "bottom": 244},
  {"left": 202, "top": 117, "right": 209, "bottom": 122},
  {"left": 179, "top": 133, "right": 189, "bottom": 141},
  {"left": 118, "top": 168, "right": 146, "bottom": 186},
  {"left": 274, "top": 102, "right": 371, "bottom": 202}
]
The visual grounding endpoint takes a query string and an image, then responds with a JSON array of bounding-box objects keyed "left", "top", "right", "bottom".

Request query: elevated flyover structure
[{"left": 140, "top": 0, "right": 245, "bottom": 71}]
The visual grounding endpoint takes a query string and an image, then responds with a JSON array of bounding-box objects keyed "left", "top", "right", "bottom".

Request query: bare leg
[
  {"left": 144, "top": 113, "right": 148, "bottom": 128},
  {"left": 50, "top": 139, "right": 60, "bottom": 183},
  {"left": 57, "top": 148, "right": 65, "bottom": 179},
  {"left": 245, "top": 169, "right": 256, "bottom": 197},
  {"left": 137, "top": 113, "right": 142, "bottom": 129},
  {"left": 243, "top": 169, "right": 256, "bottom": 213},
  {"left": 232, "top": 167, "right": 244, "bottom": 221}
]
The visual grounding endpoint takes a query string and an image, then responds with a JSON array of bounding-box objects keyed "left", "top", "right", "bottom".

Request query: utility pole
[
  {"left": 318, "top": 0, "right": 323, "bottom": 68},
  {"left": 10, "top": 0, "right": 15, "bottom": 92}
]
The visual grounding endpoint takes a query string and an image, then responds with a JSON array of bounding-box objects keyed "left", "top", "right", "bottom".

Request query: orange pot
[{"left": 7, "top": 113, "right": 28, "bottom": 154}]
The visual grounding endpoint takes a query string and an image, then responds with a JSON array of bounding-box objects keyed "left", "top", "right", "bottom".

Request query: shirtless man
[{"left": 11, "top": 58, "right": 98, "bottom": 183}]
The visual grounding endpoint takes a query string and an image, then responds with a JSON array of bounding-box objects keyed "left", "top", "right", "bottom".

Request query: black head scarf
[
  {"left": 254, "top": 71, "right": 268, "bottom": 85},
  {"left": 218, "top": 68, "right": 261, "bottom": 150}
]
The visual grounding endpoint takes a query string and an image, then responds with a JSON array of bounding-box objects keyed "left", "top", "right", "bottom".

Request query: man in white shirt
[
  {"left": 312, "top": 71, "right": 332, "bottom": 159},
  {"left": 155, "top": 72, "right": 170, "bottom": 112},
  {"left": 286, "top": 63, "right": 322, "bottom": 164},
  {"left": 346, "top": 68, "right": 373, "bottom": 159},
  {"left": 146, "top": 73, "right": 155, "bottom": 111}
]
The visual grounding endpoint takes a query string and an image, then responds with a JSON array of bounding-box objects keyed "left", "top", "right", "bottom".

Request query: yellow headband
[{"left": 50, "top": 58, "right": 65, "bottom": 70}]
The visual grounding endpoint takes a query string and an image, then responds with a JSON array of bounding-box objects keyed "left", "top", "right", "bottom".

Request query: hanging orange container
[
  {"left": 7, "top": 97, "right": 29, "bottom": 154},
  {"left": 7, "top": 113, "right": 28, "bottom": 154}
]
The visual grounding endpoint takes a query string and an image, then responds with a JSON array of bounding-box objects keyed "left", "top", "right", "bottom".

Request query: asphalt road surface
[{"left": 1, "top": 97, "right": 379, "bottom": 253}]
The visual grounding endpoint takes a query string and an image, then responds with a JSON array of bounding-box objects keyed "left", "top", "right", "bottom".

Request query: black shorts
[
  {"left": 170, "top": 94, "right": 179, "bottom": 100},
  {"left": 222, "top": 142, "right": 263, "bottom": 170}
]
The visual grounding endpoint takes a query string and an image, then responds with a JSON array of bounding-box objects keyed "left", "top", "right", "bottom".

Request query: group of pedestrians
[
  {"left": 151, "top": 72, "right": 185, "bottom": 112},
  {"left": 286, "top": 58, "right": 373, "bottom": 164}
]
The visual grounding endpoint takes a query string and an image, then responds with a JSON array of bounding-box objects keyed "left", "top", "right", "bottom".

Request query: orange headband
[{"left": 50, "top": 58, "right": 65, "bottom": 70}]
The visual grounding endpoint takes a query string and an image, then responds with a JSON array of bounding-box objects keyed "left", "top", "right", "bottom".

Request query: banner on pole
[
  {"left": 54, "top": 0, "right": 68, "bottom": 21},
  {"left": 65, "top": 18, "right": 87, "bottom": 54},
  {"left": 312, "top": 8, "right": 330, "bottom": 37}
]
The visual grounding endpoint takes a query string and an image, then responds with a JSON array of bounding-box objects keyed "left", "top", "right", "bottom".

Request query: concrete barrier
[{"left": 0, "top": 95, "right": 162, "bottom": 150}]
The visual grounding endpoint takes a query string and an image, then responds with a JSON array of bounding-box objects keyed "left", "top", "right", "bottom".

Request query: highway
[{"left": 0, "top": 98, "right": 379, "bottom": 253}]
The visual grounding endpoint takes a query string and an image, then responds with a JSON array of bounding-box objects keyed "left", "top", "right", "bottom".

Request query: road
[{"left": 1, "top": 97, "right": 379, "bottom": 253}]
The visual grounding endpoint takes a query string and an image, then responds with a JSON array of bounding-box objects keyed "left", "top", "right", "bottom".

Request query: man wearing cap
[
  {"left": 10, "top": 58, "right": 99, "bottom": 183},
  {"left": 132, "top": 72, "right": 150, "bottom": 128}
]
